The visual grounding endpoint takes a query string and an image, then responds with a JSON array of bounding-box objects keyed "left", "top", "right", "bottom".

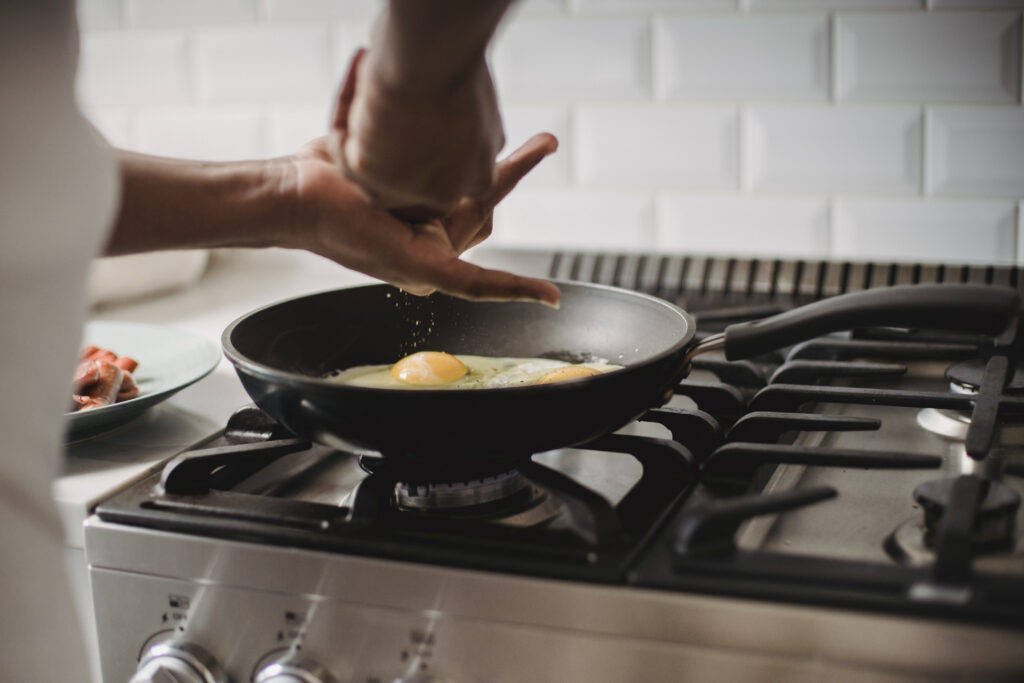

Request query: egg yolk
[
  {"left": 537, "top": 365, "right": 601, "bottom": 384},
  {"left": 390, "top": 351, "right": 468, "bottom": 386}
]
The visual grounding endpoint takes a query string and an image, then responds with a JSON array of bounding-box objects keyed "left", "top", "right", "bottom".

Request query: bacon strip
[
  {"left": 75, "top": 360, "right": 123, "bottom": 411},
  {"left": 116, "top": 370, "right": 139, "bottom": 401},
  {"left": 83, "top": 348, "right": 117, "bottom": 363},
  {"left": 72, "top": 346, "right": 142, "bottom": 411},
  {"left": 73, "top": 360, "right": 101, "bottom": 392},
  {"left": 113, "top": 356, "right": 138, "bottom": 373}
]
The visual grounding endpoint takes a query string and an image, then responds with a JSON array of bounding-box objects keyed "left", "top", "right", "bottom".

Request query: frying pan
[{"left": 222, "top": 281, "right": 1018, "bottom": 469}]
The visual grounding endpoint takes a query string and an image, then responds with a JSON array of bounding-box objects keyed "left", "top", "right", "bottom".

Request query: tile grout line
[
  {"left": 921, "top": 105, "right": 929, "bottom": 198},
  {"left": 738, "top": 106, "right": 748, "bottom": 194},
  {"left": 648, "top": 13, "right": 660, "bottom": 105},
  {"left": 829, "top": 11, "right": 839, "bottom": 104},
  {"left": 1018, "top": 201, "right": 1023, "bottom": 266}
]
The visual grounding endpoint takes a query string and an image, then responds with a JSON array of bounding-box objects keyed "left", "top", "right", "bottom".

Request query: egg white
[{"left": 327, "top": 354, "right": 622, "bottom": 390}]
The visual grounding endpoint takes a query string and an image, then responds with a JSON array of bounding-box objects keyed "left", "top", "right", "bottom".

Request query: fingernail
[{"left": 508, "top": 296, "right": 560, "bottom": 309}]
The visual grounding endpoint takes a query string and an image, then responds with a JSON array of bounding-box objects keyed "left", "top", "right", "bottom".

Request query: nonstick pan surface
[{"left": 223, "top": 281, "right": 1019, "bottom": 469}]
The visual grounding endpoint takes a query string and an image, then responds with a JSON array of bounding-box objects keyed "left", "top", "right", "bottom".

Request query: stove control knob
[
  {"left": 130, "top": 641, "right": 228, "bottom": 683},
  {"left": 255, "top": 657, "right": 336, "bottom": 683}
]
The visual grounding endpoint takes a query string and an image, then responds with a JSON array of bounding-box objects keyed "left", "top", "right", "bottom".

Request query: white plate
[{"left": 66, "top": 321, "right": 221, "bottom": 441}]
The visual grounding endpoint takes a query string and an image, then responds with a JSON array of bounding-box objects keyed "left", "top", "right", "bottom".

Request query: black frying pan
[{"left": 222, "top": 281, "right": 1018, "bottom": 468}]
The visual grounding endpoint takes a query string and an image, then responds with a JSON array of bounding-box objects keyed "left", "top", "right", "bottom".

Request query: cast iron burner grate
[
  {"left": 96, "top": 402, "right": 707, "bottom": 583},
  {"left": 629, "top": 322, "right": 1024, "bottom": 628}
]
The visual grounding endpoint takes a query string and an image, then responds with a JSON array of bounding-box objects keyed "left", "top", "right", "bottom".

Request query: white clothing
[{"left": 0, "top": 1, "right": 120, "bottom": 680}]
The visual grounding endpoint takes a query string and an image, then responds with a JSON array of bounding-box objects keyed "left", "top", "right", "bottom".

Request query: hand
[
  {"left": 329, "top": 48, "right": 505, "bottom": 218},
  {"left": 288, "top": 132, "right": 561, "bottom": 306}
]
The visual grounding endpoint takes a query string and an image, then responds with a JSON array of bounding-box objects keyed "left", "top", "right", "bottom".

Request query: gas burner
[
  {"left": 947, "top": 358, "right": 1024, "bottom": 394},
  {"left": 916, "top": 408, "right": 1024, "bottom": 445},
  {"left": 916, "top": 407, "right": 972, "bottom": 440},
  {"left": 915, "top": 477, "right": 1021, "bottom": 549},
  {"left": 886, "top": 477, "right": 1021, "bottom": 566},
  {"left": 395, "top": 469, "right": 530, "bottom": 510}
]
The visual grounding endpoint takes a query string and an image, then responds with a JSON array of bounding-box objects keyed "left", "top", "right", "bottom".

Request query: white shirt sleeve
[{"left": 0, "top": 1, "right": 120, "bottom": 679}]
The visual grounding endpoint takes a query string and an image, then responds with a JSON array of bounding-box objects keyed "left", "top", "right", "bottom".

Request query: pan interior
[{"left": 226, "top": 283, "right": 692, "bottom": 382}]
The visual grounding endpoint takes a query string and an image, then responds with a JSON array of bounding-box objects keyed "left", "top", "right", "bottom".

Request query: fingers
[
  {"left": 331, "top": 47, "right": 366, "bottom": 132},
  {"left": 328, "top": 48, "right": 368, "bottom": 187},
  {"left": 430, "top": 258, "right": 561, "bottom": 307},
  {"left": 487, "top": 132, "right": 558, "bottom": 206},
  {"left": 446, "top": 132, "right": 558, "bottom": 252},
  {"left": 390, "top": 205, "right": 448, "bottom": 223},
  {"left": 463, "top": 134, "right": 502, "bottom": 200},
  {"left": 465, "top": 215, "right": 493, "bottom": 251}
]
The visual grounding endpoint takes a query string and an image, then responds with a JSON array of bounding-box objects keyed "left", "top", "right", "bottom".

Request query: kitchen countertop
[{"left": 57, "top": 248, "right": 375, "bottom": 549}]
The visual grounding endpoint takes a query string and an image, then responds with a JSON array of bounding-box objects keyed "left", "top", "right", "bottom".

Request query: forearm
[
  {"left": 104, "top": 151, "right": 299, "bottom": 256},
  {"left": 372, "top": 0, "right": 514, "bottom": 92}
]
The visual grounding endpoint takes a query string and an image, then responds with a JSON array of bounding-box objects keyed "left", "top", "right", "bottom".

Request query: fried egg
[
  {"left": 391, "top": 351, "right": 468, "bottom": 385},
  {"left": 328, "top": 351, "right": 621, "bottom": 390}
]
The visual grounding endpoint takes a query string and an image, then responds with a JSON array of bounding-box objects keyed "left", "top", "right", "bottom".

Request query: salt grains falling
[{"left": 390, "top": 288, "right": 438, "bottom": 355}]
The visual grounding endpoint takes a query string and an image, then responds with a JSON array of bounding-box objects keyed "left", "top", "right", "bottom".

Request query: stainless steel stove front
[{"left": 86, "top": 518, "right": 1024, "bottom": 683}]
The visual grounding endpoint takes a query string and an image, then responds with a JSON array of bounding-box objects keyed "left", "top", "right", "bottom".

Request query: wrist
[
  {"left": 368, "top": 6, "right": 493, "bottom": 96},
  {"left": 367, "top": 48, "right": 487, "bottom": 100},
  {"left": 257, "top": 157, "right": 308, "bottom": 251}
]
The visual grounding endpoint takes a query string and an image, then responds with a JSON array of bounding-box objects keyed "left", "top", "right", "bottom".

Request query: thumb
[{"left": 331, "top": 47, "right": 366, "bottom": 133}]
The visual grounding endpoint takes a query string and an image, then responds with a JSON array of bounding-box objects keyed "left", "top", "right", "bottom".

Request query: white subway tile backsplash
[
  {"left": 931, "top": 1, "right": 1024, "bottom": 8},
  {"left": 500, "top": 106, "right": 572, "bottom": 188},
  {"left": 928, "top": 107, "right": 1024, "bottom": 199},
  {"left": 835, "top": 13, "right": 1021, "bottom": 104},
  {"left": 196, "top": 26, "right": 332, "bottom": 103},
  {"left": 77, "top": 0, "right": 121, "bottom": 30},
  {"left": 512, "top": 0, "right": 568, "bottom": 13},
  {"left": 749, "top": 0, "right": 921, "bottom": 7},
  {"left": 83, "top": 107, "right": 133, "bottom": 148},
  {"left": 332, "top": 18, "right": 376, "bottom": 82},
  {"left": 134, "top": 106, "right": 266, "bottom": 160},
  {"left": 657, "top": 196, "right": 829, "bottom": 257},
  {"left": 833, "top": 198, "right": 1017, "bottom": 264},
  {"left": 262, "top": 0, "right": 382, "bottom": 22},
  {"left": 77, "top": 31, "right": 191, "bottom": 106},
  {"left": 747, "top": 106, "right": 922, "bottom": 194},
  {"left": 1019, "top": 201, "right": 1024, "bottom": 264},
  {"left": 491, "top": 17, "right": 650, "bottom": 101},
  {"left": 74, "top": 1, "right": 1024, "bottom": 266},
  {"left": 128, "top": 0, "right": 256, "bottom": 27},
  {"left": 492, "top": 190, "right": 656, "bottom": 250},
  {"left": 574, "top": 0, "right": 736, "bottom": 9},
  {"left": 577, "top": 105, "right": 738, "bottom": 189},
  {"left": 268, "top": 104, "right": 332, "bottom": 157},
  {"left": 656, "top": 14, "right": 829, "bottom": 102}
]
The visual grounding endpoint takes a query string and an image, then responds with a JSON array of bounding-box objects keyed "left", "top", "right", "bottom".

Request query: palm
[{"left": 289, "top": 133, "right": 560, "bottom": 304}]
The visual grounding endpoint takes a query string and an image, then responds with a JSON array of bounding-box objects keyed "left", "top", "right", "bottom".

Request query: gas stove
[{"left": 85, "top": 250, "right": 1024, "bottom": 682}]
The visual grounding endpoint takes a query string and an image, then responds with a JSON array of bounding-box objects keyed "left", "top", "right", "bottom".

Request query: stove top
[{"left": 86, "top": 249, "right": 1024, "bottom": 682}]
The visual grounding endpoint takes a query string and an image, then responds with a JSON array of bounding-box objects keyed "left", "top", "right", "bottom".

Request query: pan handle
[{"left": 692, "top": 284, "right": 1019, "bottom": 363}]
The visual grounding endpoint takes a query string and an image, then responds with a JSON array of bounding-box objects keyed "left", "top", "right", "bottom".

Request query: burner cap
[
  {"left": 946, "top": 358, "right": 1024, "bottom": 394},
  {"left": 913, "top": 477, "right": 1021, "bottom": 550},
  {"left": 395, "top": 469, "right": 529, "bottom": 510}
]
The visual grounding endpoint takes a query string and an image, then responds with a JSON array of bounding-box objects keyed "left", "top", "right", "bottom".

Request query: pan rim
[{"left": 221, "top": 280, "right": 696, "bottom": 396}]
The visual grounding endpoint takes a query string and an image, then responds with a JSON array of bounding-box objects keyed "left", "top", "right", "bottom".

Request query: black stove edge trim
[
  {"left": 628, "top": 548, "right": 1024, "bottom": 630},
  {"left": 94, "top": 500, "right": 643, "bottom": 585}
]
